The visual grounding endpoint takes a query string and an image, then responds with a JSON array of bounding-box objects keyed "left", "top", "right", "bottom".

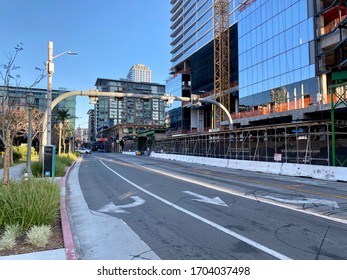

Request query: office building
[
  {"left": 168, "top": 0, "right": 347, "bottom": 131},
  {"left": 0, "top": 86, "right": 76, "bottom": 147},
  {"left": 127, "top": 64, "right": 153, "bottom": 83}
]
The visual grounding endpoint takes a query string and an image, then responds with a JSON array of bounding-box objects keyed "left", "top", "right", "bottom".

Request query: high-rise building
[
  {"left": 87, "top": 109, "right": 96, "bottom": 142},
  {"left": 75, "top": 127, "right": 89, "bottom": 146},
  {"left": 168, "top": 0, "right": 347, "bottom": 131},
  {"left": 94, "top": 78, "right": 165, "bottom": 131},
  {"left": 127, "top": 64, "right": 153, "bottom": 83}
]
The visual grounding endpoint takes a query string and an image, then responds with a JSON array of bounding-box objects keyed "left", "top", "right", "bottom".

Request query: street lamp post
[
  {"left": 41, "top": 41, "right": 77, "bottom": 157},
  {"left": 25, "top": 92, "right": 35, "bottom": 178}
]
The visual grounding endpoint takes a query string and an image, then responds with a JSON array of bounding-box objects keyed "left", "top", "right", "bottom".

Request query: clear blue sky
[{"left": 0, "top": 0, "right": 172, "bottom": 127}]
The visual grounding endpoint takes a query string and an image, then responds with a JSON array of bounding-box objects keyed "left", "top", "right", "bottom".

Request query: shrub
[
  {"left": 0, "top": 179, "right": 60, "bottom": 230},
  {"left": 12, "top": 145, "right": 38, "bottom": 163},
  {"left": 55, "top": 159, "right": 66, "bottom": 177},
  {"left": 31, "top": 161, "right": 43, "bottom": 177},
  {"left": 4, "top": 224, "right": 21, "bottom": 238},
  {"left": 0, "top": 232, "right": 16, "bottom": 250},
  {"left": 57, "top": 154, "right": 75, "bottom": 167},
  {"left": 0, "top": 224, "right": 22, "bottom": 250},
  {"left": 12, "top": 146, "right": 22, "bottom": 162},
  {"left": 29, "top": 153, "right": 76, "bottom": 178},
  {"left": 57, "top": 152, "right": 78, "bottom": 166},
  {"left": 26, "top": 225, "right": 51, "bottom": 247}
]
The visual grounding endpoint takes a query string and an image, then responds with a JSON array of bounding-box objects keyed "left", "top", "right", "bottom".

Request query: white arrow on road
[
  {"left": 264, "top": 195, "right": 340, "bottom": 209},
  {"left": 183, "top": 191, "right": 228, "bottom": 207},
  {"left": 97, "top": 196, "right": 146, "bottom": 214}
]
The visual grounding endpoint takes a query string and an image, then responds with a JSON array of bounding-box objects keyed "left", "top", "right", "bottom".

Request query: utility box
[{"left": 43, "top": 145, "right": 56, "bottom": 177}]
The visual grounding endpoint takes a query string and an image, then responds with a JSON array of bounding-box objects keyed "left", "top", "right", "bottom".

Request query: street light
[
  {"left": 25, "top": 92, "right": 35, "bottom": 178},
  {"left": 42, "top": 41, "right": 77, "bottom": 155}
]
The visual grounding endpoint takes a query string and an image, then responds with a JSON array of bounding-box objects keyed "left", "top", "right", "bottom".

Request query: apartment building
[
  {"left": 87, "top": 109, "right": 96, "bottom": 142},
  {"left": 94, "top": 78, "right": 166, "bottom": 138},
  {"left": 127, "top": 64, "right": 153, "bottom": 83}
]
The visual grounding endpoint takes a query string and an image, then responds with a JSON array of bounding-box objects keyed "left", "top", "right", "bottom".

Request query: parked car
[{"left": 77, "top": 147, "right": 92, "bottom": 154}]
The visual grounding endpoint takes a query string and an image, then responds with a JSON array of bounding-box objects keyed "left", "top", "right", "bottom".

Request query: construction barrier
[{"left": 149, "top": 152, "right": 347, "bottom": 182}]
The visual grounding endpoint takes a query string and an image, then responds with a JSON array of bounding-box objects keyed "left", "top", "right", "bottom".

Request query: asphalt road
[{"left": 76, "top": 153, "right": 347, "bottom": 260}]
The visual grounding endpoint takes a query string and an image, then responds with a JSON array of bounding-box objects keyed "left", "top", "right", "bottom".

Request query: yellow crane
[{"left": 213, "top": 0, "right": 256, "bottom": 129}]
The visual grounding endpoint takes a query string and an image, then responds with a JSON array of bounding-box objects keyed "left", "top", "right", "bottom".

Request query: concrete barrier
[
  {"left": 150, "top": 152, "right": 347, "bottom": 182},
  {"left": 280, "top": 163, "right": 347, "bottom": 182},
  {"left": 122, "top": 151, "right": 136, "bottom": 156},
  {"left": 227, "top": 159, "right": 282, "bottom": 175}
]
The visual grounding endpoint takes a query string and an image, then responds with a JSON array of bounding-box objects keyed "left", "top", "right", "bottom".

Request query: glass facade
[
  {"left": 238, "top": 0, "right": 317, "bottom": 106},
  {"left": 171, "top": 0, "right": 243, "bottom": 66},
  {"left": 166, "top": 74, "right": 184, "bottom": 110},
  {"left": 165, "top": 73, "right": 191, "bottom": 131},
  {"left": 165, "top": 74, "right": 184, "bottom": 131},
  {"left": 0, "top": 86, "right": 76, "bottom": 129},
  {"left": 169, "top": 0, "right": 323, "bottom": 131},
  {"left": 171, "top": 0, "right": 318, "bottom": 106}
]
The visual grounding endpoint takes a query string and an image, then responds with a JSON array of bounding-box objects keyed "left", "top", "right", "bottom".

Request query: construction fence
[{"left": 151, "top": 121, "right": 347, "bottom": 166}]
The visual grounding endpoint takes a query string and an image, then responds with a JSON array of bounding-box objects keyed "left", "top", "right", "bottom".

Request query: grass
[{"left": 0, "top": 179, "right": 61, "bottom": 231}]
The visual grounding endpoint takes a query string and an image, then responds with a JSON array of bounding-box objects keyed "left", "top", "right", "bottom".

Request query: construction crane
[{"left": 213, "top": 0, "right": 256, "bottom": 129}]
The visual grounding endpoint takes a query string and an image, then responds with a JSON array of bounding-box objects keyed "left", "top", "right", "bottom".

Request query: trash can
[{"left": 43, "top": 145, "right": 56, "bottom": 177}]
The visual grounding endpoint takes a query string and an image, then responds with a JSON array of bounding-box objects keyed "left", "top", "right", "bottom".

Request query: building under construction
[{"left": 161, "top": 0, "right": 347, "bottom": 166}]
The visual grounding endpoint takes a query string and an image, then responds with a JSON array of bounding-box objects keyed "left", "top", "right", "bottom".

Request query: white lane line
[
  {"left": 128, "top": 160, "right": 347, "bottom": 225},
  {"left": 100, "top": 160, "right": 291, "bottom": 260}
]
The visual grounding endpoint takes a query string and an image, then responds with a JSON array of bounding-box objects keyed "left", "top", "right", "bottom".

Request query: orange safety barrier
[{"left": 231, "top": 95, "right": 332, "bottom": 120}]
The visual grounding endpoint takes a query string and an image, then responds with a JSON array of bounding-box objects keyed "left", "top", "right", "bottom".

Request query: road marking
[
  {"left": 264, "top": 196, "right": 339, "bottom": 209},
  {"left": 183, "top": 191, "right": 228, "bottom": 207},
  {"left": 126, "top": 159, "right": 347, "bottom": 225},
  {"left": 100, "top": 160, "right": 291, "bottom": 260},
  {"left": 98, "top": 196, "right": 145, "bottom": 214}
]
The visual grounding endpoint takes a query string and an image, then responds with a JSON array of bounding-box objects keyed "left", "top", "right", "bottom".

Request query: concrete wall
[{"left": 149, "top": 152, "right": 347, "bottom": 182}]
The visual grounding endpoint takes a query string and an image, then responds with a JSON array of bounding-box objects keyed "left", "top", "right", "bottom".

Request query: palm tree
[
  {"left": 55, "top": 108, "right": 73, "bottom": 124},
  {"left": 54, "top": 108, "right": 74, "bottom": 154}
]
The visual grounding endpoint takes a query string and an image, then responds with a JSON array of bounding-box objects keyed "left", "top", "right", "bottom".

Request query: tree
[
  {"left": 0, "top": 43, "right": 45, "bottom": 185},
  {"left": 54, "top": 108, "right": 75, "bottom": 154},
  {"left": 0, "top": 44, "right": 23, "bottom": 185}
]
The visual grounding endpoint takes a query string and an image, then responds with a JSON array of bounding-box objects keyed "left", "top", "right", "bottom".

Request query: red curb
[{"left": 59, "top": 161, "right": 78, "bottom": 260}]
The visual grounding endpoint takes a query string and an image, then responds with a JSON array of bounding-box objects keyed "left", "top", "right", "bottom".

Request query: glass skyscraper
[
  {"left": 237, "top": 0, "right": 316, "bottom": 107},
  {"left": 169, "top": 0, "right": 346, "bottom": 131}
]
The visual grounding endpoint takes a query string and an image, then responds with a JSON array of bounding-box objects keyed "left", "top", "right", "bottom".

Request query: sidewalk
[{"left": 0, "top": 163, "right": 26, "bottom": 181}]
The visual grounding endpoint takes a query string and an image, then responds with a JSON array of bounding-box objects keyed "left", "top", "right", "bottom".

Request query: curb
[{"left": 60, "top": 161, "right": 77, "bottom": 260}]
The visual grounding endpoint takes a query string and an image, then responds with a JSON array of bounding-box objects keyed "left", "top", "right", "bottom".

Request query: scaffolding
[
  {"left": 154, "top": 121, "right": 347, "bottom": 166},
  {"left": 329, "top": 79, "right": 347, "bottom": 166}
]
